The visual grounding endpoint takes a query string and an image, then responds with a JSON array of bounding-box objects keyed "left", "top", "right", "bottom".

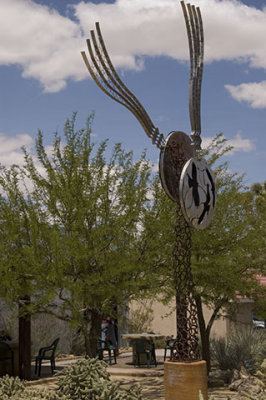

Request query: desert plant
[
  {"left": 0, "top": 365, "right": 142, "bottom": 400},
  {"left": 55, "top": 358, "right": 109, "bottom": 399},
  {"left": 211, "top": 328, "right": 266, "bottom": 373},
  {"left": 0, "top": 375, "right": 24, "bottom": 397},
  {"left": 0, "top": 376, "right": 67, "bottom": 400},
  {"left": 56, "top": 358, "right": 142, "bottom": 400},
  {"left": 12, "top": 388, "right": 68, "bottom": 400}
]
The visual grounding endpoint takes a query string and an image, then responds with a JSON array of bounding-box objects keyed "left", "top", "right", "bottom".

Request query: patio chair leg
[
  {"left": 113, "top": 350, "right": 116, "bottom": 364},
  {"left": 4, "top": 360, "right": 8, "bottom": 374},
  {"left": 108, "top": 350, "right": 112, "bottom": 365},
  {"left": 154, "top": 354, "right": 157, "bottom": 367},
  {"left": 38, "top": 360, "right": 42, "bottom": 377},
  {"left": 98, "top": 349, "right": 103, "bottom": 360},
  {"left": 170, "top": 348, "right": 174, "bottom": 361},
  {"left": 135, "top": 354, "right": 139, "bottom": 367},
  {"left": 11, "top": 358, "right": 14, "bottom": 375}
]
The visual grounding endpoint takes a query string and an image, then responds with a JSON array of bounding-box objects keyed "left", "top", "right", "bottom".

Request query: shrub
[
  {"left": 210, "top": 328, "right": 266, "bottom": 373},
  {"left": 56, "top": 358, "right": 142, "bottom": 400},
  {"left": 0, "top": 358, "right": 142, "bottom": 399},
  {"left": 0, "top": 375, "right": 67, "bottom": 400},
  {"left": 0, "top": 375, "right": 24, "bottom": 397}
]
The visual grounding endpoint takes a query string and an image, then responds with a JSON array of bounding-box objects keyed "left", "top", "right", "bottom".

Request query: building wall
[{"left": 129, "top": 298, "right": 253, "bottom": 338}]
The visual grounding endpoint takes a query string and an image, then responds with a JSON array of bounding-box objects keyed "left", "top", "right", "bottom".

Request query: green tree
[
  {"left": 137, "top": 134, "right": 263, "bottom": 372},
  {"left": 191, "top": 136, "right": 262, "bottom": 372},
  {"left": 0, "top": 162, "right": 53, "bottom": 378},
  {"left": 250, "top": 181, "right": 266, "bottom": 320},
  {"left": 0, "top": 113, "right": 153, "bottom": 357}
]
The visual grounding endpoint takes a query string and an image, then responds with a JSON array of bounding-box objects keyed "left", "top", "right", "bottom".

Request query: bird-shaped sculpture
[{"left": 81, "top": 1, "right": 215, "bottom": 230}]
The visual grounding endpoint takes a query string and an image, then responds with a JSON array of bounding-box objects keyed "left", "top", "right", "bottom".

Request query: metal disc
[
  {"left": 159, "top": 131, "right": 195, "bottom": 202},
  {"left": 179, "top": 158, "right": 216, "bottom": 230}
]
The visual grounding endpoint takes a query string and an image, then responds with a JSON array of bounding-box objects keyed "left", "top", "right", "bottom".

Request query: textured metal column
[{"left": 172, "top": 205, "right": 199, "bottom": 361}]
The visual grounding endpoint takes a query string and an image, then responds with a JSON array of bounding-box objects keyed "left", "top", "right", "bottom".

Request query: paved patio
[{"left": 26, "top": 350, "right": 238, "bottom": 400}]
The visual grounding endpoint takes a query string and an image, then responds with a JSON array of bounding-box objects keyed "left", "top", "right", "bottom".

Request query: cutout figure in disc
[{"left": 180, "top": 158, "right": 216, "bottom": 229}]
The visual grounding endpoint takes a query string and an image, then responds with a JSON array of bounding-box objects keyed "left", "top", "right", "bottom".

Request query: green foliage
[
  {"left": 0, "top": 375, "right": 67, "bottom": 400},
  {"left": 56, "top": 358, "right": 142, "bottom": 400},
  {"left": 210, "top": 328, "right": 266, "bottom": 373},
  {"left": 138, "top": 134, "right": 265, "bottom": 372},
  {"left": 192, "top": 134, "right": 259, "bottom": 306},
  {"left": 56, "top": 358, "right": 110, "bottom": 397},
  {"left": 137, "top": 134, "right": 262, "bottom": 307},
  {"left": 0, "top": 375, "right": 24, "bottom": 397},
  {"left": 15, "top": 389, "right": 69, "bottom": 400},
  {"left": 250, "top": 181, "right": 266, "bottom": 320},
  {"left": 0, "top": 112, "right": 154, "bottom": 354},
  {"left": 0, "top": 359, "right": 142, "bottom": 400}
]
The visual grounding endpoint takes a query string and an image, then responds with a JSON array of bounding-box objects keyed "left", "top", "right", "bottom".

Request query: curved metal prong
[
  {"left": 181, "top": 1, "right": 204, "bottom": 150},
  {"left": 81, "top": 23, "right": 165, "bottom": 149},
  {"left": 95, "top": 23, "right": 155, "bottom": 136}
]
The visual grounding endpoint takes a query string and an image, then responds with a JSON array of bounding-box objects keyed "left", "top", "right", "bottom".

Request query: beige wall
[{"left": 129, "top": 298, "right": 253, "bottom": 338}]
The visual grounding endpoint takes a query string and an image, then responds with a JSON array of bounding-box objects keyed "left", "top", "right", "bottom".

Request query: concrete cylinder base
[{"left": 164, "top": 360, "right": 208, "bottom": 400}]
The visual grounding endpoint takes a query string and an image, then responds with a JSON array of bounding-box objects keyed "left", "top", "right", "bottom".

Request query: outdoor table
[{"left": 121, "top": 333, "right": 165, "bottom": 365}]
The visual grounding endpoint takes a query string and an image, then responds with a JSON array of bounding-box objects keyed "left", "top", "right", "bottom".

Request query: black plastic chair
[
  {"left": 134, "top": 339, "right": 157, "bottom": 368},
  {"left": 97, "top": 339, "right": 116, "bottom": 365},
  {"left": 164, "top": 338, "right": 176, "bottom": 361},
  {"left": 0, "top": 341, "right": 14, "bottom": 376},
  {"left": 35, "top": 338, "right": 59, "bottom": 377}
]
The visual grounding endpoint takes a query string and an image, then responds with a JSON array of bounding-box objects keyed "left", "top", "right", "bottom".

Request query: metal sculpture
[{"left": 81, "top": 1, "right": 215, "bottom": 361}]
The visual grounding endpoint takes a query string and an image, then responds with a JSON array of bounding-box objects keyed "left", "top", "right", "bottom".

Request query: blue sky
[{"left": 0, "top": 0, "right": 266, "bottom": 185}]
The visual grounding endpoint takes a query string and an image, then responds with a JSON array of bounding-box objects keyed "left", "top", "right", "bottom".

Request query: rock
[
  {"left": 208, "top": 377, "right": 225, "bottom": 388},
  {"left": 261, "top": 359, "right": 266, "bottom": 373},
  {"left": 229, "top": 373, "right": 265, "bottom": 396},
  {"left": 229, "top": 379, "right": 242, "bottom": 391},
  {"left": 232, "top": 369, "right": 241, "bottom": 381},
  {"left": 209, "top": 369, "right": 233, "bottom": 386}
]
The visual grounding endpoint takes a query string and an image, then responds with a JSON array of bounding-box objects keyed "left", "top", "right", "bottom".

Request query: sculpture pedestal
[{"left": 164, "top": 360, "right": 207, "bottom": 400}]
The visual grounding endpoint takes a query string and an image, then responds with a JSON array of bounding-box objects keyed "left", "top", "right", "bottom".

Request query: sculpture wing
[
  {"left": 181, "top": 1, "right": 204, "bottom": 150},
  {"left": 81, "top": 23, "right": 165, "bottom": 150}
]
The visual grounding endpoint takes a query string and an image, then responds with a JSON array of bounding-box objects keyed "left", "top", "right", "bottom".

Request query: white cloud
[
  {"left": 1, "top": 0, "right": 266, "bottom": 92},
  {"left": 0, "top": 0, "right": 86, "bottom": 92},
  {"left": 225, "top": 81, "right": 266, "bottom": 109},
  {"left": 0, "top": 133, "right": 33, "bottom": 166},
  {"left": 202, "top": 132, "right": 255, "bottom": 155},
  {"left": 75, "top": 0, "right": 266, "bottom": 67}
]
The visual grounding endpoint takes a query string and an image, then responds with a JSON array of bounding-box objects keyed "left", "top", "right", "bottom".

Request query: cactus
[
  {"left": 0, "top": 358, "right": 142, "bottom": 400},
  {"left": 0, "top": 375, "right": 24, "bottom": 397},
  {"left": 56, "top": 358, "right": 142, "bottom": 400},
  {"left": 0, "top": 375, "right": 67, "bottom": 400}
]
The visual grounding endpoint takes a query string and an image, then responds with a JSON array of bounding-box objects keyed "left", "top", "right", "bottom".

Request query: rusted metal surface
[
  {"left": 81, "top": 23, "right": 165, "bottom": 150},
  {"left": 159, "top": 131, "right": 195, "bottom": 202},
  {"left": 172, "top": 205, "right": 199, "bottom": 361},
  {"left": 181, "top": 1, "right": 204, "bottom": 151}
]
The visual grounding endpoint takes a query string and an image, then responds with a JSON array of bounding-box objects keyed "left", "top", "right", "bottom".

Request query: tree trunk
[
  {"left": 82, "top": 309, "right": 102, "bottom": 357},
  {"left": 195, "top": 294, "right": 211, "bottom": 374},
  {"left": 18, "top": 297, "right": 31, "bottom": 380}
]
